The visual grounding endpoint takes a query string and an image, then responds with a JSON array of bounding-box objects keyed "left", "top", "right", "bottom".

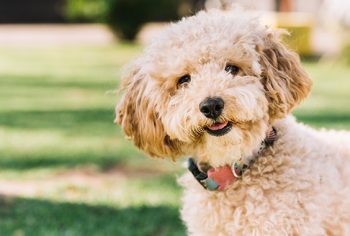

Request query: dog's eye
[
  {"left": 177, "top": 74, "right": 191, "bottom": 87},
  {"left": 225, "top": 64, "right": 240, "bottom": 75}
]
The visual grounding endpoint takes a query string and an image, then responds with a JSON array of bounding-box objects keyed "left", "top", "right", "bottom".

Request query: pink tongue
[{"left": 207, "top": 121, "right": 228, "bottom": 131}]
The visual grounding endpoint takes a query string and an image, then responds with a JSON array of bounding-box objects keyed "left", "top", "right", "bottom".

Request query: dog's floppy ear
[
  {"left": 258, "top": 30, "right": 312, "bottom": 120},
  {"left": 115, "top": 60, "right": 183, "bottom": 159}
]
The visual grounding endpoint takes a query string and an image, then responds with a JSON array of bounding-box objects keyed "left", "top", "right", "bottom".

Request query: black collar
[{"left": 188, "top": 127, "right": 277, "bottom": 190}]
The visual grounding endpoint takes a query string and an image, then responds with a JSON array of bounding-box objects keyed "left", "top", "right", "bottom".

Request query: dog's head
[{"left": 116, "top": 10, "right": 312, "bottom": 166}]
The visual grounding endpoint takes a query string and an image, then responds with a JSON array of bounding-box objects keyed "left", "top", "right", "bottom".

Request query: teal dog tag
[{"left": 205, "top": 178, "right": 219, "bottom": 191}]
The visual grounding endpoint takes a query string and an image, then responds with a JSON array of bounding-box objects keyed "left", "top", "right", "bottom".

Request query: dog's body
[
  {"left": 116, "top": 10, "right": 350, "bottom": 235},
  {"left": 180, "top": 116, "right": 350, "bottom": 235}
]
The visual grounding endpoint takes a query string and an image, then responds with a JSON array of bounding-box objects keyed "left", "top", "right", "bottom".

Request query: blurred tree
[
  {"left": 65, "top": 0, "right": 204, "bottom": 40},
  {"left": 65, "top": 0, "right": 107, "bottom": 22},
  {"left": 105, "top": 0, "right": 181, "bottom": 40}
]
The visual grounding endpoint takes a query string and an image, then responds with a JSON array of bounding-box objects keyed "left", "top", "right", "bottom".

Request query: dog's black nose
[{"left": 199, "top": 97, "right": 224, "bottom": 119}]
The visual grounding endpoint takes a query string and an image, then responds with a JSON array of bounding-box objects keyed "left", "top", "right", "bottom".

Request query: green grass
[
  {"left": 295, "top": 61, "right": 350, "bottom": 129},
  {"left": 0, "top": 197, "right": 183, "bottom": 236},
  {"left": 0, "top": 43, "right": 349, "bottom": 236},
  {"left": 0, "top": 44, "right": 185, "bottom": 236}
]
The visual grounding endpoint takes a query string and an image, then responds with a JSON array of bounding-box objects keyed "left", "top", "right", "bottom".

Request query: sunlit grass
[
  {"left": 0, "top": 43, "right": 185, "bottom": 235},
  {"left": 295, "top": 62, "right": 350, "bottom": 129}
]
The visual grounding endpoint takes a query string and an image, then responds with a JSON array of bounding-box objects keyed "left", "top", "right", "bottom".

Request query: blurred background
[{"left": 0, "top": 0, "right": 349, "bottom": 235}]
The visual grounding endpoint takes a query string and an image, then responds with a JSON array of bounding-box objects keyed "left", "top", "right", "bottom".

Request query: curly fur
[{"left": 116, "top": 9, "right": 350, "bottom": 235}]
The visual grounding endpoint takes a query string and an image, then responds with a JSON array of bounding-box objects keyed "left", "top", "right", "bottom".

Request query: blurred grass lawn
[{"left": 0, "top": 43, "right": 349, "bottom": 236}]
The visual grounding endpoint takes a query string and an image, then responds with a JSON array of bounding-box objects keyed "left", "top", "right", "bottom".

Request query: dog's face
[{"left": 116, "top": 10, "right": 312, "bottom": 166}]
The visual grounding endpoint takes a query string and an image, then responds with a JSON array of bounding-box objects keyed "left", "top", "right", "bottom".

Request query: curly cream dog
[{"left": 116, "top": 9, "right": 350, "bottom": 235}]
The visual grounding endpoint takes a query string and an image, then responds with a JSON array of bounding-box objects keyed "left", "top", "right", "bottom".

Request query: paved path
[{"left": 0, "top": 24, "right": 115, "bottom": 46}]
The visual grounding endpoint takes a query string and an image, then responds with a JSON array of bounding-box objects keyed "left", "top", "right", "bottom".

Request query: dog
[{"left": 116, "top": 9, "right": 350, "bottom": 235}]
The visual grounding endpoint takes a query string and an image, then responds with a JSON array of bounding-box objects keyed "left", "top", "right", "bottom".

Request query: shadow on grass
[
  {"left": 0, "top": 109, "right": 117, "bottom": 135},
  {"left": 0, "top": 195, "right": 185, "bottom": 236},
  {"left": 295, "top": 112, "right": 350, "bottom": 129},
  {"left": 0, "top": 152, "right": 124, "bottom": 170},
  {"left": 0, "top": 108, "right": 148, "bottom": 171}
]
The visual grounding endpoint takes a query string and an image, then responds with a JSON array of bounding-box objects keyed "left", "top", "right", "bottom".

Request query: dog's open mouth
[{"left": 205, "top": 121, "right": 232, "bottom": 136}]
